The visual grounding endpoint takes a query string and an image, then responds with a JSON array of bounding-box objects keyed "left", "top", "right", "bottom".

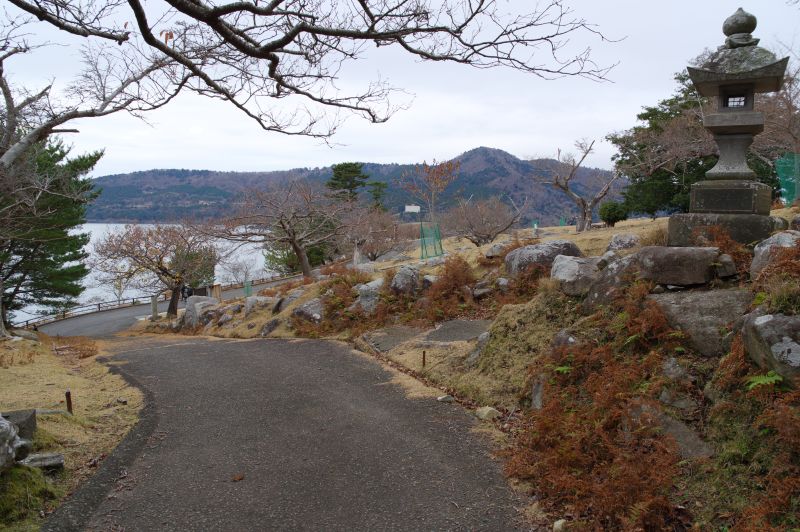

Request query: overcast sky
[{"left": 10, "top": 1, "right": 800, "bottom": 177}]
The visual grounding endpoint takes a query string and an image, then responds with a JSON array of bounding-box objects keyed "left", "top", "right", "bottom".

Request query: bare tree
[
  {"left": 340, "top": 206, "right": 401, "bottom": 263},
  {"left": 218, "top": 257, "right": 255, "bottom": 285},
  {"left": 546, "top": 140, "right": 621, "bottom": 232},
  {"left": 444, "top": 196, "right": 525, "bottom": 246},
  {"left": 92, "top": 224, "right": 218, "bottom": 317},
  {"left": 7, "top": 1, "right": 613, "bottom": 140},
  {"left": 398, "top": 160, "right": 460, "bottom": 224},
  {"left": 211, "top": 181, "right": 350, "bottom": 277}
]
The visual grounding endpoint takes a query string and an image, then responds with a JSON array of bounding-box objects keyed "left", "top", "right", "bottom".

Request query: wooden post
[{"left": 65, "top": 390, "right": 73, "bottom": 415}]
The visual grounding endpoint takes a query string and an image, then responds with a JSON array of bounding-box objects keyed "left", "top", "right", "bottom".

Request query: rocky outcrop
[
  {"left": 636, "top": 246, "right": 721, "bottom": 286},
  {"left": 260, "top": 318, "right": 282, "bottom": 337},
  {"left": 584, "top": 247, "right": 735, "bottom": 311},
  {"left": 742, "top": 311, "right": 800, "bottom": 385},
  {"left": 484, "top": 242, "right": 508, "bottom": 259},
  {"left": 504, "top": 240, "right": 582, "bottom": 277},
  {"left": 244, "top": 296, "right": 275, "bottom": 317},
  {"left": 183, "top": 296, "right": 219, "bottom": 327},
  {"left": 390, "top": 265, "right": 419, "bottom": 295},
  {"left": 606, "top": 233, "right": 640, "bottom": 251},
  {"left": 649, "top": 288, "right": 752, "bottom": 357},
  {"left": 0, "top": 417, "right": 18, "bottom": 473},
  {"left": 750, "top": 230, "right": 800, "bottom": 277},
  {"left": 291, "top": 298, "right": 325, "bottom": 323},
  {"left": 272, "top": 288, "right": 305, "bottom": 314},
  {"left": 550, "top": 255, "right": 601, "bottom": 296},
  {"left": 348, "top": 278, "right": 384, "bottom": 315}
]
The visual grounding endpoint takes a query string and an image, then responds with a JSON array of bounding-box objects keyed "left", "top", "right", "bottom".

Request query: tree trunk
[
  {"left": 576, "top": 209, "right": 592, "bottom": 232},
  {"left": 166, "top": 282, "right": 182, "bottom": 317},
  {"left": 291, "top": 241, "right": 313, "bottom": 277},
  {"left": 0, "top": 276, "right": 10, "bottom": 337}
]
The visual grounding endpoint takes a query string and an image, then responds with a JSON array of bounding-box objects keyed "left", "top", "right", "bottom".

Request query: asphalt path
[{"left": 44, "top": 337, "right": 523, "bottom": 531}]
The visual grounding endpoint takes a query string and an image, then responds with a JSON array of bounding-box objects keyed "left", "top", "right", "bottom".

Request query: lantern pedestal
[{"left": 667, "top": 212, "right": 777, "bottom": 246}]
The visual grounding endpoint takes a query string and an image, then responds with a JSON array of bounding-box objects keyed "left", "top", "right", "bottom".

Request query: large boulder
[
  {"left": 183, "top": 296, "right": 219, "bottom": 327},
  {"left": 390, "top": 265, "right": 419, "bottom": 295},
  {"left": 348, "top": 278, "right": 385, "bottom": 315},
  {"left": 550, "top": 255, "right": 601, "bottom": 296},
  {"left": 272, "top": 288, "right": 305, "bottom": 314},
  {"left": 291, "top": 298, "right": 325, "bottom": 323},
  {"left": 742, "top": 311, "right": 800, "bottom": 385},
  {"left": 244, "top": 296, "right": 275, "bottom": 317},
  {"left": 504, "top": 240, "right": 582, "bottom": 277},
  {"left": 649, "top": 288, "right": 752, "bottom": 357},
  {"left": 583, "top": 254, "right": 638, "bottom": 310},
  {"left": 484, "top": 242, "right": 508, "bottom": 259},
  {"left": 0, "top": 417, "right": 22, "bottom": 473},
  {"left": 636, "top": 246, "right": 720, "bottom": 286},
  {"left": 750, "top": 230, "right": 800, "bottom": 278},
  {"left": 606, "top": 233, "right": 640, "bottom": 252}
]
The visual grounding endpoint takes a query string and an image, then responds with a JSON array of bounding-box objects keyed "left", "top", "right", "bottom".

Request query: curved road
[{"left": 44, "top": 337, "right": 523, "bottom": 531}]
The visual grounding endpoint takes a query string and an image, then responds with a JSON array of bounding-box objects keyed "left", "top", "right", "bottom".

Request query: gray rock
[
  {"left": 750, "top": 230, "right": 800, "bottom": 277},
  {"left": 355, "top": 263, "right": 376, "bottom": 273},
  {"left": 425, "top": 256, "right": 446, "bottom": 267},
  {"left": 649, "top": 288, "right": 752, "bottom": 357},
  {"left": 13, "top": 437, "right": 32, "bottom": 461},
  {"left": 19, "top": 452, "right": 65, "bottom": 472},
  {"left": 495, "top": 277, "right": 510, "bottom": 292},
  {"left": 634, "top": 405, "right": 713, "bottom": 460},
  {"left": 10, "top": 329, "right": 39, "bottom": 342},
  {"left": 348, "top": 278, "right": 384, "bottom": 315},
  {"left": 0, "top": 417, "right": 19, "bottom": 473},
  {"left": 1, "top": 410, "right": 36, "bottom": 440},
  {"left": 658, "top": 389, "right": 695, "bottom": 411},
  {"left": 183, "top": 296, "right": 219, "bottom": 327},
  {"left": 465, "top": 331, "right": 491, "bottom": 367},
  {"left": 550, "top": 255, "right": 601, "bottom": 296},
  {"left": 553, "top": 519, "right": 568, "bottom": 532},
  {"left": 484, "top": 242, "right": 508, "bottom": 259},
  {"left": 717, "top": 254, "right": 738, "bottom": 278},
  {"left": 244, "top": 296, "right": 275, "bottom": 317},
  {"left": 636, "top": 246, "right": 720, "bottom": 286},
  {"left": 651, "top": 285, "right": 666, "bottom": 294},
  {"left": 530, "top": 374, "right": 546, "bottom": 410},
  {"left": 272, "top": 288, "right": 305, "bottom": 314},
  {"left": 291, "top": 298, "right": 325, "bottom": 323},
  {"left": 472, "top": 287, "right": 493, "bottom": 300},
  {"left": 475, "top": 406, "right": 502, "bottom": 421},
  {"left": 583, "top": 254, "right": 638, "bottom": 310},
  {"left": 791, "top": 215, "right": 800, "bottom": 231},
  {"left": 422, "top": 275, "right": 439, "bottom": 290},
  {"left": 551, "top": 329, "right": 579, "bottom": 349},
  {"left": 662, "top": 357, "right": 687, "bottom": 381},
  {"left": 217, "top": 313, "right": 233, "bottom": 326},
  {"left": 742, "top": 311, "right": 800, "bottom": 385},
  {"left": 390, "top": 265, "right": 419, "bottom": 295},
  {"left": 437, "top": 395, "right": 455, "bottom": 403},
  {"left": 260, "top": 318, "right": 282, "bottom": 337},
  {"left": 607, "top": 233, "right": 640, "bottom": 251},
  {"left": 771, "top": 216, "right": 790, "bottom": 232},
  {"left": 504, "top": 240, "right": 582, "bottom": 277},
  {"left": 597, "top": 250, "right": 620, "bottom": 270}
]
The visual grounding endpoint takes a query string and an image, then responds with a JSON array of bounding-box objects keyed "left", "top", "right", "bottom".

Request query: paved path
[{"left": 45, "top": 337, "right": 522, "bottom": 531}]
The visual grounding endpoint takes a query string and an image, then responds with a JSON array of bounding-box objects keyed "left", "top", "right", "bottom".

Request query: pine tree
[
  {"left": 1, "top": 140, "right": 101, "bottom": 325},
  {"left": 326, "top": 162, "right": 369, "bottom": 200}
]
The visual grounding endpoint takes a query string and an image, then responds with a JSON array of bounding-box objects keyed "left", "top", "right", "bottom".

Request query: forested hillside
[{"left": 87, "top": 147, "right": 624, "bottom": 225}]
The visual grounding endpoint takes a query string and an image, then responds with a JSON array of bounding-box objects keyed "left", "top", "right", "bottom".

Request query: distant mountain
[{"left": 86, "top": 147, "right": 625, "bottom": 226}]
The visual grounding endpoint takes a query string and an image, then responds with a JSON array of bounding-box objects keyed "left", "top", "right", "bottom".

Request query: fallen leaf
[{"left": 231, "top": 473, "right": 245, "bottom": 482}]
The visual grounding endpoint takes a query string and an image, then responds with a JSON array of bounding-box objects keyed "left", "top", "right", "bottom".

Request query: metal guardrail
[{"left": 13, "top": 274, "right": 302, "bottom": 330}]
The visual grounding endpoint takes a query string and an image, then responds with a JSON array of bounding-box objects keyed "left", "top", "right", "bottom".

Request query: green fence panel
[
  {"left": 776, "top": 153, "right": 799, "bottom": 205},
  {"left": 243, "top": 280, "right": 253, "bottom": 297},
  {"left": 420, "top": 223, "right": 444, "bottom": 259}
]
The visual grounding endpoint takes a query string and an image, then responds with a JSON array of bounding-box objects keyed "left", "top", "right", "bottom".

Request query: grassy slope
[{"left": 0, "top": 335, "right": 142, "bottom": 530}]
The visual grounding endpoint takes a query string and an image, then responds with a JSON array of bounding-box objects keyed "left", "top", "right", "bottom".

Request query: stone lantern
[{"left": 668, "top": 8, "right": 789, "bottom": 246}]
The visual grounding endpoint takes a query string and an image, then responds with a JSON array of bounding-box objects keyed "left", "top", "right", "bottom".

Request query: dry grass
[{"left": 0, "top": 334, "right": 142, "bottom": 529}]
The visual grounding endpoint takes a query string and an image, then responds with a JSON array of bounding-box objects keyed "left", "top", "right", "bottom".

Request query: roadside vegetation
[{"left": 0, "top": 334, "right": 142, "bottom": 530}]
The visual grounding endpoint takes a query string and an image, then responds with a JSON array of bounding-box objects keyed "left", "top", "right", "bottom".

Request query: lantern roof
[{"left": 687, "top": 8, "right": 788, "bottom": 97}]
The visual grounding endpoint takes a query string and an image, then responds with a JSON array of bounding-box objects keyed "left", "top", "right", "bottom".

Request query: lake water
[{"left": 11, "top": 223, "right": 272, "bottom": 323}]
